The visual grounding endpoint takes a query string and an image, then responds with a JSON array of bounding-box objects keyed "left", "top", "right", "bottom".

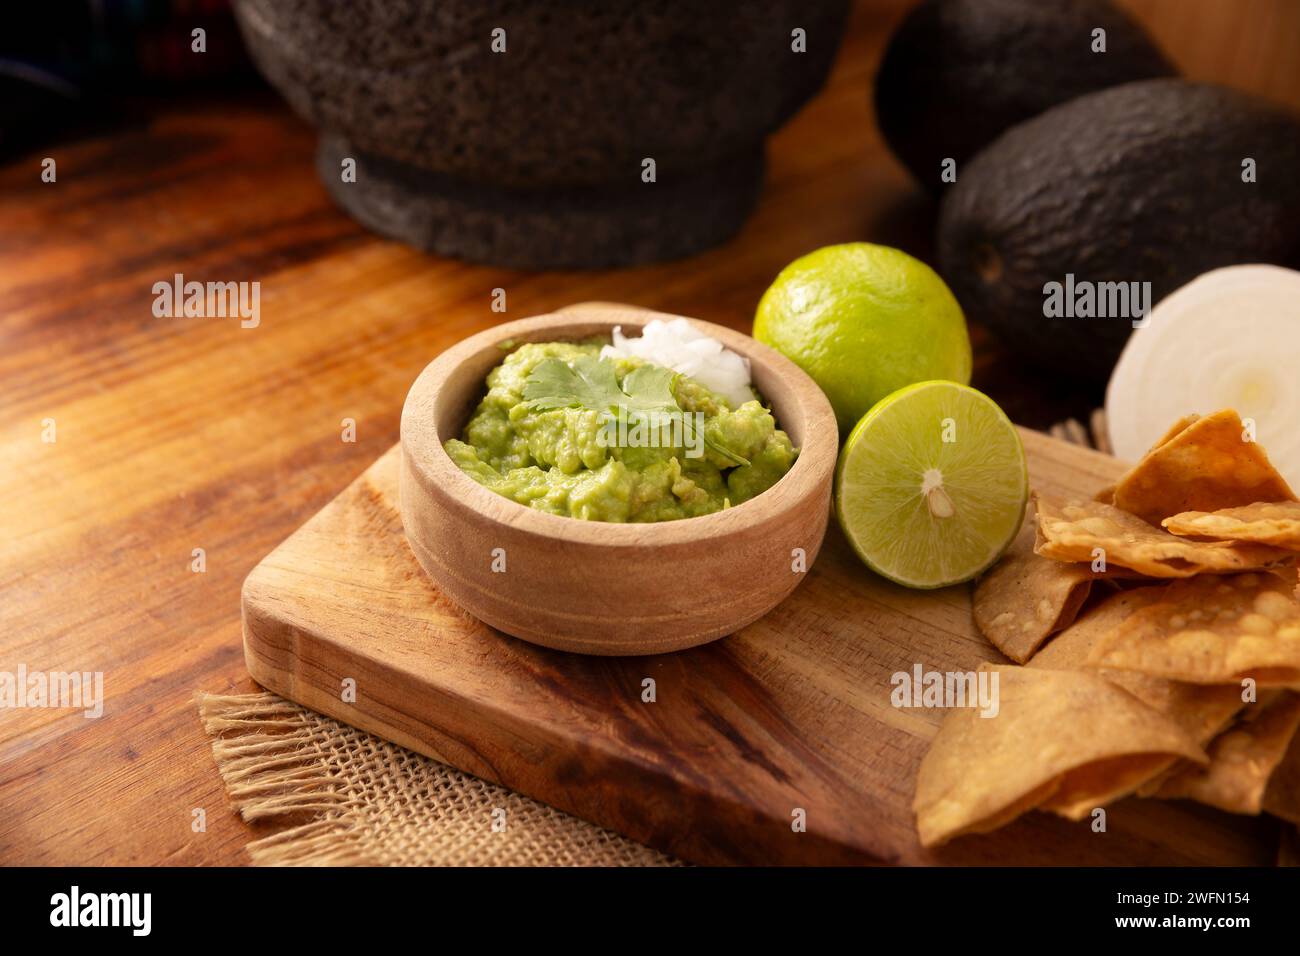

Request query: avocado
[
  {"left": 936, "top": 79, "right": 1300, "bottom": 381},
  {"left": 874, "top": 0, "right": 1174, "bottom": 190}
]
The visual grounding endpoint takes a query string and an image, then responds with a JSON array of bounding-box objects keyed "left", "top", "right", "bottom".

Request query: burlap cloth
[{"left": 197, "top": 692, "right": 679, "bottom": 866}]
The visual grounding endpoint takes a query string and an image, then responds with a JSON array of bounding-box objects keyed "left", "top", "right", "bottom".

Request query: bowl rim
[{"left": 400, "top": 307, "right": 838, "bottom": 546}]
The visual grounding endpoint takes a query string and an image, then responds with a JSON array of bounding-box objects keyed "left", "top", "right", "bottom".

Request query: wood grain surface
[
  {"left": 1122, "top": 0, "right": 1300, "bottom": 112},
  {"left": 1, "top": 0, "right": 1292, "bottom": 865},
  {"left": 243, "top": 429, "right": 1277, "bottom": 865}
]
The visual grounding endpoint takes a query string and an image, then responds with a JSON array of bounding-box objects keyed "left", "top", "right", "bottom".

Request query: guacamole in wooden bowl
[
  {"left": 444, "top": 339, "right": 797, "bottom": 522},
  {"left": 398, "top": 306, "right": 838, "bottom": 653}
]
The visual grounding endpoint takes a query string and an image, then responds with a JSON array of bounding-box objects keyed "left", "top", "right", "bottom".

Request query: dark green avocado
[
  {"left": 936, "top": 79, "right": 1300, "bottom": 381},
  {"left": 874, "top": 0, "right": 1174, "bottom": 191}
]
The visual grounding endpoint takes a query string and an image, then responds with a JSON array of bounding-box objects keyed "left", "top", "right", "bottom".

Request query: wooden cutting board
[{"left": 241, "top": 431, "right": 1278, "bottom": 865}]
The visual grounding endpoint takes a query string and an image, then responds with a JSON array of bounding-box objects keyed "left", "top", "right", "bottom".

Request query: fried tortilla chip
[
  {"left": 1264, "top": 724, "right": 1300, "bottom": 825},
  {"left": 974, "top": 522, "right": 1095, "bottom": 663},
  {"left": 1034, "top": 495, "right": 1293, "bottom": 578},
  {"left": 1042, "top": 754, "right": 1186, "bottom": 821},
  {"left": 1152, "top": 691, "right": 1300, "bottom": 814},
  {"left": 1164, "top": 501, "right": 1300, "bottom": 550},
  {"left": 1029, "top": 587, "right": 1167, "bottom": 668},
  {"left": 1030, "top": 588, "right": 1246, "bottom": 746},
  {"left": 1151, "top": 413, "right": 1202, "bottom": 450},
  {"left": 1088, "top": 572, "right": 1300, "bottom": 686},
  {"left": 914, "top": 666, "right": 1205, "bottom": 846},
  {"left": 1112, "top": 409, "right": 1297, "bottom": 525}
]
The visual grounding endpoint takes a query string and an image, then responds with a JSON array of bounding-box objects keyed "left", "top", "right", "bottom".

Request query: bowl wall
[{"left": 398, "top": 307, "right": 838, "bottom": 654}]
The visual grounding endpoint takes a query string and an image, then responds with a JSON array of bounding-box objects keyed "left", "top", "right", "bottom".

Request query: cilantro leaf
[
  {"left": 522, "top": 355, "right": 681, "bottom": 418},
  {"left": 522, "top": 354, "right": 749, "bottom": 467},
  {"left": 617, "top": 364, "right": 680, "bottom": 417},
  {"left": 521, "top": 355, "right": 623, "bottom": 413}
]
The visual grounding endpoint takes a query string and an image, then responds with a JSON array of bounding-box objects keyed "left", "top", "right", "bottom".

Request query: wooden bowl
[{"left": 399, "top": 304, "right": 838, "bottom": 655}]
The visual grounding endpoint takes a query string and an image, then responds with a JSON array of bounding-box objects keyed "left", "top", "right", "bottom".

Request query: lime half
[{"left": 835, "top": 381, "right": 1027, "bottom": 589}]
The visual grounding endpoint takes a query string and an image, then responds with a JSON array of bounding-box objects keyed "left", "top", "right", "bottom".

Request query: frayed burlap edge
[
  {"left": 198, "top": 693, "right": 375, "bottom": 865},
  {"left": 197, "top": 691, "right": 680, "bottom": 867}
]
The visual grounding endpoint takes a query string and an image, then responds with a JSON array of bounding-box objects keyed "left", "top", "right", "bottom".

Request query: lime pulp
[{"left": 835, "top": 381, "right": 1028, "bottom": 588}]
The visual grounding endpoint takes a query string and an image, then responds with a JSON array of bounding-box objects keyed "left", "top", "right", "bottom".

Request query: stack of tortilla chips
[{"left": 916, "top": 410, "right": 1300, "bottom": 848}]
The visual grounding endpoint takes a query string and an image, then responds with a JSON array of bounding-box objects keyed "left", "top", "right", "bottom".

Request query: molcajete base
[{"left": 317, "top": 136, "right": 766, "bottom": 270}]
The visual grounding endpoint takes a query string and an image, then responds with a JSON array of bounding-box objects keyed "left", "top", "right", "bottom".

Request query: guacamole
[{"left": 444, "top": 341, "right": 797, "bottom": 522}]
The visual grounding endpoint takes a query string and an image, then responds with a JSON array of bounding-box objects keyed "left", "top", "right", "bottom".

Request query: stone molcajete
[{"left": 232, "top": 0, "right": 850, "bottom": 268}]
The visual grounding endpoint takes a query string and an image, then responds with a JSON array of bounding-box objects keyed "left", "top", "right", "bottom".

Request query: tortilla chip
[
  {"left": 1132, "top": 758, "right": 1199, "bottom": 801},
  {"left": 1094, "top": 485, "right": 1116, "bottom": 505},
  {"left": 1264, "top": 724, "right": 1300, "bottom": 825},
  {"left": 914, "top": 665, "right": 1205, "bottom": 845},
  {"left": 1151, "top": 413, "right": 1201, "bottom": 450},
  {"left": 1112, "top": 409, "right": 1296, "bottom": 526},
  {"left": 1043, "top": 754, "right": 1187, "bottom": 821},
  {"left": 1088, "top": 572, "right": 1300, "bottom": 685},
  {"left": 1030, "top": 588, "right": 1246, "bottom": 746},
  {"left": 1091, "top": 564, "right": 1166, "bottom": 584},
  {"left": 1152, "top": 691, "right": 1300, "bottom": 814},
  {"left": 1164, "top": 501, "right": 1300, "bottom": 550},
  {"left": 1265, "top": 562, "right": 1300, "bottom": 590},
  {"left": 1029, "top": 587, "right": 1167, "bottom": 667},
  {"left": 1034, "top": 494, "right": 1293, "bottom": 578},
  {"left": 974, "top": 522, "right": 1095, "bottom": 663}
]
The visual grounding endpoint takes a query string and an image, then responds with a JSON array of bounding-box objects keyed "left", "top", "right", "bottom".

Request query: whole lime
[{"left": 754, "top": 243, "right": 972, "bottom": 434}]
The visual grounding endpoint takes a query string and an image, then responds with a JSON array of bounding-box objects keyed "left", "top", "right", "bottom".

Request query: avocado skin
[
  {"left": 875, "top": 0, "right": 1174, "bottom": 191},
  {"left": 937, "top": 79, "right": 1300, "bottom": 381}
]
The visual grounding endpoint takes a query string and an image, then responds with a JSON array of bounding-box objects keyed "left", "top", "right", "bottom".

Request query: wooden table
[{"left": 0, "top": 4, "right": 1102, "bottom": 865}]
